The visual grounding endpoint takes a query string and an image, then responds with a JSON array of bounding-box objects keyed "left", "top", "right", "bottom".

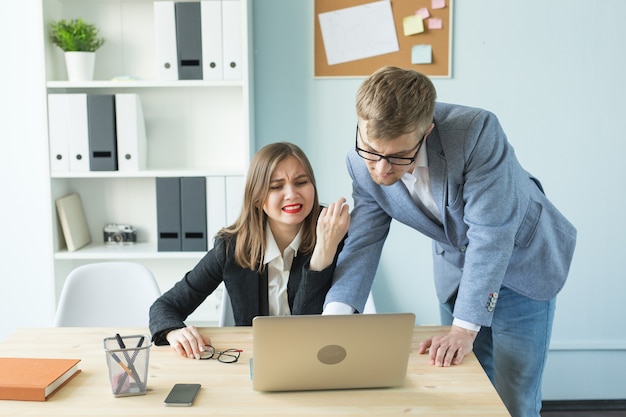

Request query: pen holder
[{"left": 103, "top": 334, "right": 151, "bottom": 397}]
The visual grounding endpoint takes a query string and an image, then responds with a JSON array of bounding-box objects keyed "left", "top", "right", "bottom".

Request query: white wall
[
  {"left": 253, "top": 0, "right": 626, "bottom": 400},
  {"left": 0, "top": 0, "right": 56, "bottom": 341}
]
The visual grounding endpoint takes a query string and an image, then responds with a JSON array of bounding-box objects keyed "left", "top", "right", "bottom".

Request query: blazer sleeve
[
  {"left": 149, "top": 237, "right": 227, "bottom": 345},
  {"left": 323, "top": 153, "right": 393, "bottom": 313}
]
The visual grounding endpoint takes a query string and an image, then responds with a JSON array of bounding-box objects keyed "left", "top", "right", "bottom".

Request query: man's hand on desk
[
  {"left": 165, "top": 326, "right": 211, "bottom": 360},
  {"left": 417, "top": 325, "right": 478, "bottom": 367}
]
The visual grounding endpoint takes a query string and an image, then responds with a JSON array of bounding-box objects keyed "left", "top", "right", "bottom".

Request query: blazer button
[{"left": 459, "top": 245, "right": 467, "bottom": 252}]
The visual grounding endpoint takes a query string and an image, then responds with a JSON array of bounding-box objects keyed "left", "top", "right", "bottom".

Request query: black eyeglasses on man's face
[{"left": 355, "top": 125, "right": 424, "bottom": 166}]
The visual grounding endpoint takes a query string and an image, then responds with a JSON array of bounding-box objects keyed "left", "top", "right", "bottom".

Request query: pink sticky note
[
  {"left": 428, "top": 17, "right": 443, "bottom": 30},
  {"left": 432, "top": 0, "right": 446, "bottom": 9},
  {"left": 416, "top": 7, "right": 430, "bottom": 19}
]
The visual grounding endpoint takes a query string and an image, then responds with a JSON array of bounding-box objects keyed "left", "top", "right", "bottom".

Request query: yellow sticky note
[{"left": 403, "top": 15, "right": 424, "bottom": 36}]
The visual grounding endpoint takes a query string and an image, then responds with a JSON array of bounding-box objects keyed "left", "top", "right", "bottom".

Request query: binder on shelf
[
  {"left": 181, "top": 177, "right": 208, "bottom": 251},
  {"left": 206, "top": 176, "right": 227, "bottom": 249},
  {"left": 175, "top": 2, "right": 203, "bottom": 80},
  {"left": 225, "top": 175, "right": 245, "bottom": 225},
  {"left": 55, "top": 193, "right": 91, "bottom": 252},
  {"left": 66, "top": 94, "right": 90, "bottom": 172},
  {"left": 47, "top": 94, "right": 70, "bottom": 173},
  {"left": 87, "top": 94, "right": 118, "bottom": 171},
  {"left": 156, "top": 177, "right": 182, "bottom": 251},
  {"left": 201, "top": 0, "right": 223, "bottom": 81},
  {"left": 154, "top": 1, "right": 179, "bottom": 81},
  {"left": 222, "top": 0, "right": 243, "bottom": 81},
  {"left": 115, "top": 94, "right": 147, "bottom": 172}
]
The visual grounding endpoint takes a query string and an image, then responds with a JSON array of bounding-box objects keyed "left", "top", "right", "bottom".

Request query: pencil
[
  {"left": 115, "top": 334, "right": 143, "bottom": 386},
  {"left": 115, "top": 336, "right": 145, "bottom": 393},
  {"left": 110, "top": 352, "right": 137, "bottom": 381}
]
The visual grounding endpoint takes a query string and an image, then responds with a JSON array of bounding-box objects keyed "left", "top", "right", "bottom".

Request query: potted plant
[{"left": 50, "top": 18, "right": 105, "bottom": 81}]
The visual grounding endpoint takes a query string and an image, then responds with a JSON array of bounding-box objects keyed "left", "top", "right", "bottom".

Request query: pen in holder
[{"left": 103, "top": 334, "right": 151, "bottom": 397}]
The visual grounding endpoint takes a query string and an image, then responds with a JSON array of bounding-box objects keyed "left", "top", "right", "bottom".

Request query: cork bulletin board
[{"left": 314, "top": 0, "right": 452, "bottom": 78}]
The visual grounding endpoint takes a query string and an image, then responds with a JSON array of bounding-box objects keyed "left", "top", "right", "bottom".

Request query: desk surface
[{"left": 0, "top": 326, "right": 510, "bottom": 416}]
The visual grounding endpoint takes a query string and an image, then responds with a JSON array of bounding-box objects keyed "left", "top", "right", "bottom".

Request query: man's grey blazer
[{"left": 325, "top": 102, "right": 577, "bottom": 327}]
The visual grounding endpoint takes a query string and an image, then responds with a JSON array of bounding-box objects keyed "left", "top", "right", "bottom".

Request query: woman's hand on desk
[
  {"left": 417, "top": 325, "right": 478, "bottom": 367},
  {"left": 165, "top": 326, "right": 211, "bottom": 359}
]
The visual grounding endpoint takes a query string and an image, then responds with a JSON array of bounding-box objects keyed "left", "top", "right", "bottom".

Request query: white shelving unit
[{"left": 41, "top": 0, "right": 254, "bottom": 325}]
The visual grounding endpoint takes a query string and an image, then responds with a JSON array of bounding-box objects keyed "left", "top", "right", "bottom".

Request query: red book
[{"left": 0, "top": 357, "right": 81, "bottom": 401}]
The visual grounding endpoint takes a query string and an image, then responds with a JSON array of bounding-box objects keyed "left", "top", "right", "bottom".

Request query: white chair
[
  {"left": 218, "top": 285, "right": 236, "bottom": 327},
  {"left": 218, "top": 286, "right": 376, "bottom": 327},
  {"left": 54, "top": 262, "right": 161, "bottom": 327}
]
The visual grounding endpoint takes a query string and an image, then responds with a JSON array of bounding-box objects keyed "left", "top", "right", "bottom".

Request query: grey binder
[
  {"left": 87, "top": 94, "right": 118, "bottom": 171},
  {"left": 175, "top": 2, "right": 203, "bottom": 80},
  {"left": 156, "top": 177, "right": 182, "bottom": 251},
  {"left": 181, "top": 177, "right": 208, "bottom": 252}
]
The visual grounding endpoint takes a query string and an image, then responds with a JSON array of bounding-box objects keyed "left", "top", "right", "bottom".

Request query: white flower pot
[{"left": 64, "top": 51, "right": 95, "bottom": 82}]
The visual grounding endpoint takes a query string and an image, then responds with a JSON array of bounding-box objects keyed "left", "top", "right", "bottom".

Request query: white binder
[
  {"left": 201, "top": 0, "right": 223, "bottom": 81},
  {"left": 47, "top": 94, "right": 70, "bottom": 173},
  {"left": 225, "top": 175, "right": 244, "bottom": 225},
  {"left": 206, "top": 176, "right": 227, "bottom": 249},
  {"left": 222, "top": 0, "right": 243, "bottom": 81},
  {"left": 66, "top": 94, "right": 90, "bottom": 172},
  {"left": 154, "top": 1, "right": 179, "bottom": 81},
  {"left": 115, "top": 94, "right": 147, "bottom": 172}
]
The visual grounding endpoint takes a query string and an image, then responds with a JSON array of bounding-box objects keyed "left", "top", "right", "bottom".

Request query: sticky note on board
[
  {"left": 416, "top": 7, "right": 430, "bottom": 19},
  {"left": 428, "top": 17, "right": 443, "bottom": 29},
  {"left": 432, "top": 0, "right": 446, "bottom": 9},
  {"left": 411, "top": 44, "right": 432, "bottom": 64},
  {"left": 403, "top": 15, "right": 424, "bottom": 36}
]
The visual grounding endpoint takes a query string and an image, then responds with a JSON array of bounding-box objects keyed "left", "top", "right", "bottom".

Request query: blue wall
[{"left": 253, "top": 0, "right": 626, "bottom": 400}]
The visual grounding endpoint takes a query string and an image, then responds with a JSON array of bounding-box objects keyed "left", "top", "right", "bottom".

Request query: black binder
[
  {"left": 175, "top": 2, "right": 203, "bottom": 80},
  {"left": 181, "top": 177, "right": 208, "bottom": 251},
  {"left": 87, "top": 94, "right": 117, "bottom": 171},
  {"left": 156, "top": 177, "right": 182, "bottom": 251}
]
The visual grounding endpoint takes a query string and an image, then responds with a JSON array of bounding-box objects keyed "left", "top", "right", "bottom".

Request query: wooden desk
[{"left": 0, "top": 327, "right": 510, "bottom": 416}]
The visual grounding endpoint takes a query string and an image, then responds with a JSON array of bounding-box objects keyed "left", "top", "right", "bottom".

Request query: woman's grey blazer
[{"left": 325, "top": 102, "right": 577, "bottom": 327}]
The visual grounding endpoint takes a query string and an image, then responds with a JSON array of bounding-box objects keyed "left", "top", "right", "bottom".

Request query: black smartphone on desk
[{"left": 163, "top": 383, "right": 201, "bottom": 406}]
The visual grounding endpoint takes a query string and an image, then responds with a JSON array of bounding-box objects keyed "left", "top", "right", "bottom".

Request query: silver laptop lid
[{"left": 252, "top": 313, "right": 415, "bottom": 392}]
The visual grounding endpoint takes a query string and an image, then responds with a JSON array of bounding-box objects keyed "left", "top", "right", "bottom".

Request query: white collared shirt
[
  {"left": 400, "top": 143, "right": 442, "bottom": 223},
  {"left": 264, "top": 225, "right": 302, "bottom": 316}
]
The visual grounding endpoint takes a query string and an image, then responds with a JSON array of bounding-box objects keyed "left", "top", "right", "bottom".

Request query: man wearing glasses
[{"left": 323, "top": 66, "right": 576, "bottom": 417}]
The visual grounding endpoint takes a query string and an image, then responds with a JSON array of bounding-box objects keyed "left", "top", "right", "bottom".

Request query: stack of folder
[
  {"left": 47, "top": 93, "right": 147, "bottom": 173},
  {"left": 156, "top": 177, "right": 208, "bottom": 252},
  {"left": 155, "top": 176, "right": 244, "bottom": 253},
  {"left": 154, "top": 0, "right": 243, "bottom": 81}
]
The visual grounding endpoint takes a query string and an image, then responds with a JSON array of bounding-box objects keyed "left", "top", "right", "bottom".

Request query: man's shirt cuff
[
  {"left": 453, "top": 318, "right": 481, "bottom": 332},
  {"left": 323, "top": 302, "right": 355, "bottom": 315}
]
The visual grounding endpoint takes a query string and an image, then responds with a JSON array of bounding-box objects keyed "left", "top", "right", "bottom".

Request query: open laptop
[{"left": 251, "top": 312, "right": 415, "bottom": 392}]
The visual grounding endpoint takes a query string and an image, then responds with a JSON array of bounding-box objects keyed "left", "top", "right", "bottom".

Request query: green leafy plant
[{"left": 50, "top": 18, "right": 105, "bottom": 52}]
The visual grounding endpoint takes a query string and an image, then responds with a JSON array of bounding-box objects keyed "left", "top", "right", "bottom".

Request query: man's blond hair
[{"left": 356, "top": 66, "right": 436, "bottom": 140}]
